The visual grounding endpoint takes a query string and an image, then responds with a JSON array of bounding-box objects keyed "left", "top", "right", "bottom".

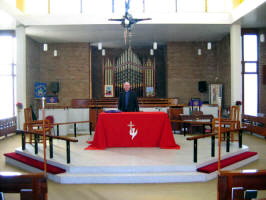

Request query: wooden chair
[
  {"left": 23, "top": 107, "right": 51, "bottom": 144},
  {"left": 212, "top": 105, "right": 241, "bottom": 141}
]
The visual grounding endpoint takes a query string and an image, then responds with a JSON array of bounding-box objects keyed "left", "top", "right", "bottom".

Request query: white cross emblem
[{"left": 128, "top": 121, "right": 138, "bottom": 140}]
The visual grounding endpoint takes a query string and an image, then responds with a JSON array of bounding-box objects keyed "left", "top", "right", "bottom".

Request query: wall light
[
  {"left": 197, "top": 49, "right": 202, "bottom": 55},
  {"left": 260, "top": 33, "right": 265, "bottom": 43},
  {"left": 207, "top": 42, "right": 212, "bottom": 50},
  {"left": 102, "top": 49, "right": 105, "bottom": 56},
  {"left": 53, "top": 50, "right": 58, "bottom": 57},
  {"left": 150, "top": 49, "right": 154, "bottom": 56},
  {"left": 43, "top": 43, "right": 48, "bottom": 51},
  {"left": 98, "top": 42, "right": 102, "bottom": 50},
  {"left": 153, "top": 42, "right": 157, "bottom": 50}
]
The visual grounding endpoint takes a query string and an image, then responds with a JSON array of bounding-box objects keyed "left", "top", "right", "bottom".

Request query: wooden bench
[
  {"left": 0, "top": 117, "right": 16, "bottom": 138},
  {"left": 218, "top": 169, "right": 266, "bottom": 200},
  {"left": 242, "top": 114, "right": 266, "bottom": 138},
  {"left": 0, "top": 172, "right": 47, "bottom": 200},
  {"left": 17, "top": 130, "right": 78, "bottom": 164}
]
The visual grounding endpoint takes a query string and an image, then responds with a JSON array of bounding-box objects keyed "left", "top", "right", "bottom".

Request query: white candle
[{"left": 42, "top": 97, "right": 45, "bottom": 108}]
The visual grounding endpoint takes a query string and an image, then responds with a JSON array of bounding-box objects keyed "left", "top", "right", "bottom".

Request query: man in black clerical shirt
[{"left": 118, "top": 82, "right": 139, "bottom": 112}]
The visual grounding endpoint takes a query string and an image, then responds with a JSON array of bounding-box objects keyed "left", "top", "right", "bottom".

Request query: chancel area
[{"left": 1, "top": 0, "right": 266, "bottom": 199}]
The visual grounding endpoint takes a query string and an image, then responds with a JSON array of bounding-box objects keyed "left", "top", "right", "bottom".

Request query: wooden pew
[
  {"left": 242, "top": 114, "right": 266, "bottom": 138},
  {"left": 0, "top": 117, "right": 16, "bottom": 138},
  {"left": 17, "top": 130, "right": 78, "bottom": 164},
  {"left": 0, "top": 172, "right": 47, "bottom": 200},
  {"left": 218, "top": 169, "right": 266, "bottom": 200}
]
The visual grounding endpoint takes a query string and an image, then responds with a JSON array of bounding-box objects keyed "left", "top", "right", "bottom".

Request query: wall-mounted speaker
[
  {"left": 198, "top": 81, "right": 207, "bottom": 93},
  {"left": 50, "top": 82, "right": 60, "bottom": 93}
]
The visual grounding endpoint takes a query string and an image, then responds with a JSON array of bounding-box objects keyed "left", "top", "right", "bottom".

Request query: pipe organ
[{"left": 103, "top": 48, "right": 155, "bottom": 97}]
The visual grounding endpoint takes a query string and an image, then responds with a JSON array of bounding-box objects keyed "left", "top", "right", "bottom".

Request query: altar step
[
  {"left": 5, "top": 150, "right": 258, "bottom": 184},
  {"left": 197, "top": 151, "right": 258, "bottom": 173}
]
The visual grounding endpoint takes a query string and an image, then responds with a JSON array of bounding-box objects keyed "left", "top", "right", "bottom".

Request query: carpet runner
[
  {"left": 197, "top": 151, "right": 258, "bottom": 173},
  {"left": 4, "top": 152, "right": 66, "bottom": 174}
]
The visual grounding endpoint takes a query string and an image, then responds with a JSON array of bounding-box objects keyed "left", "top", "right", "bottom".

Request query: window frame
[
  {"left": 0, "top": 32, "right": 16, "bottom": 118},
  {"left": 241, "top": 29, "right": 259, "bottom": 115}
]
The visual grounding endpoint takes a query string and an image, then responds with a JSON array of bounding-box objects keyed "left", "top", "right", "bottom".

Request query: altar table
[{"left": 86, "top": 112, "right": 180, "bottom": 149}]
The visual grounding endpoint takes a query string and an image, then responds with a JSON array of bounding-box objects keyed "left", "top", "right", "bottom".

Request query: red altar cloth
[{"left": 86, "top": 112, "right": 180, "bottom": 150}]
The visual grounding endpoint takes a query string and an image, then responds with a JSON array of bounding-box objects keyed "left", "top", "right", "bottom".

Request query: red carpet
[
  {"left": 4, "top": 152, "right": 66, "bottom": 174},
  {"left": 197, "top": 151, "right": 258, "bottom": 173}
]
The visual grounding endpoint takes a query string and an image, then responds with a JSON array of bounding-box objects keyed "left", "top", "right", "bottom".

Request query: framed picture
[
  {"left": 104, "top": 85, "right": 114, "bottom": 97},
  {"left": 146, "top": 87, "right": 154, "bottom": 97}
]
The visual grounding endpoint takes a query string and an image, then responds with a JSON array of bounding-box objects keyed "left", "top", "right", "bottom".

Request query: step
[
  {"left": 197, "top": 151, "right": 258, "bottom": 173},
  {"left": 4, "top": 152, "right": 65, "bottom": 174}
]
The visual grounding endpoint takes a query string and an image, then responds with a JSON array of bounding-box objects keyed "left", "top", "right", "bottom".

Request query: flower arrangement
[{"left": 16, "top": 102, "right": 23, "bottom": 110}]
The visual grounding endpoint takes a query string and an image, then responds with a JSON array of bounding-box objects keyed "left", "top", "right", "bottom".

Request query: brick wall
[
  {"left": 216, "top": 35, "right": 231, "bottom": 108},
  {"left": 259, "top": 30, "right": 266, "bottom": 113},
  {"left": 26, "top": 37, "right": 40, "bottom": 110},
  {"left": 167, "top": 39, "right": 231, "bottom": 106},
  {"left": 40, "top": 43, "right": 91, "bottom": 106}
]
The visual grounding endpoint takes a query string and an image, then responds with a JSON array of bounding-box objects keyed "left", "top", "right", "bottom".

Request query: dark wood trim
[
  {"left": 218, "top": 169, "right": 266, "bottom": 200},
  {"left": 0, "top": 172, "right": 47, "bottom": 200}
]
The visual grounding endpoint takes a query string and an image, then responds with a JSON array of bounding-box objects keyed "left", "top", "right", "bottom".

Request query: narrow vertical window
[
  {"left": 242, "top": 34, "right": 258, "bottom": 115},
  {"left": 0, "top": 34, "right": 16, "bottom": 119}
]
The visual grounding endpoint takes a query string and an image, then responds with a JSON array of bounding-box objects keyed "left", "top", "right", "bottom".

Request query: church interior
[{"left": 1, "top": 0, "right": 266, "bottom": 199}]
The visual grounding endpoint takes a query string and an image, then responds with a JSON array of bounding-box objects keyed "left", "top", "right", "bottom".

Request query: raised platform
[{"left": 5, "top": 134, "right": 258, "bottom": 184}]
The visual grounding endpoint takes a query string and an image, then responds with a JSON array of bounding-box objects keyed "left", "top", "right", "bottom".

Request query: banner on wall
[{"left": 34, "top": 82, "right": 47, "bottom": 98}]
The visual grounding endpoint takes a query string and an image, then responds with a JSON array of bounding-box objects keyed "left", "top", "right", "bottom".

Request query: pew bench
[
  {"left": 218, "top": 169, "right": 266, "bottom": 200},
  {"left": 242, "top": 114, "right": 266, "bottom": 138},
  {"left": 0, "top": 172, "right": 47, "bottom": 200},
  {"left": 0, "top": 117, "right": 16, "bottom": 138},
  {"left": 17, "top": 130, "right": 78, "bottom": 164}
]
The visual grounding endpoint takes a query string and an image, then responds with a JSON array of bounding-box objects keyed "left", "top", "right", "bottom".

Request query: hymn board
[{"left": 103, "top": 48, "right": 155, "bottom": 97}]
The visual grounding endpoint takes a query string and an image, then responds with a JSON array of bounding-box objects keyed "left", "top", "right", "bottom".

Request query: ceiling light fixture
[
  {"left": 98, "top": 42, "right": 102, "bottom": 50},
  {"left": 43, "top": 43, "right": 48, "bottom": 51},
  {"left": 207, "top": 42, "right": 212, "bottom": 50},
  {"left": 150, "top": 49, "right": 154, "bottom": 56},
  {"left": 197, "top": 49, "right": 202, "bottom": 56},
  {"left": 260, "top": 33, "right": 265, "bottom": 42},
  {"left": 153, "top": 42, "right": 157, "bottom": 50},
  {"left": 53, "top": 50, "right": 58, "bottom": 57}
]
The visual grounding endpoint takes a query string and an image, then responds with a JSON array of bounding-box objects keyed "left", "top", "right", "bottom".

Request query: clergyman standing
[{"left": 118, "top": 82, "right": 139, "bottom": 112}]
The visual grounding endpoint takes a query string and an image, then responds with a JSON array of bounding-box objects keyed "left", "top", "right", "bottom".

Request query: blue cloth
[
  {"left": 125, "top": 91, "right": 129, "bottom": 109},
  {"left": 104, "top": 110, "right": 121, "bottom": 113}
]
